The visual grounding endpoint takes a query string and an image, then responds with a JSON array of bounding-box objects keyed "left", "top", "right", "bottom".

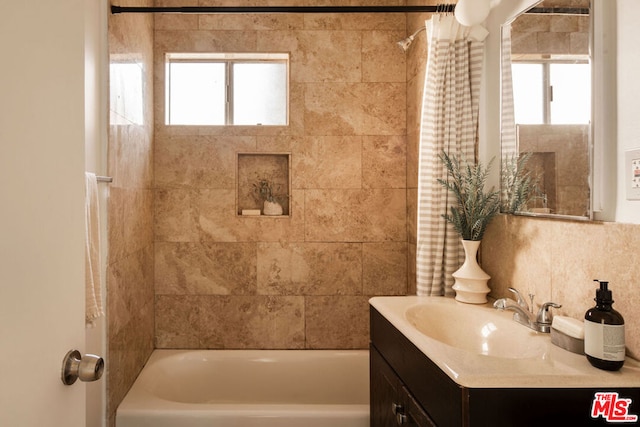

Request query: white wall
[{"left": 615, "top": 0, "right": 640, "bottom": 224}]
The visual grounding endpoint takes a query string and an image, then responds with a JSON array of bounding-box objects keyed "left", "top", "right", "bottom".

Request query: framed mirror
[{"left": 500, "top": 0, "right": 592, "bottom": 219}]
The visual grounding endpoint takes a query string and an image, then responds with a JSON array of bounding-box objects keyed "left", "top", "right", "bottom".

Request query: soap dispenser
[{"left": 584, "top": 280, "right": 625, "bottom": 371}]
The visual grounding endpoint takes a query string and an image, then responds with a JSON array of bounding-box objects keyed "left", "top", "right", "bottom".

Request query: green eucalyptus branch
[{"left": 438, "top": 151, "right": 500, "bottom": 241}]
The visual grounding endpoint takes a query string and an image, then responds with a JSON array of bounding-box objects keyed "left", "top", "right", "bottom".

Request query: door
[{"left": 0, "top": 1, "right": 94, "bottom": 426}]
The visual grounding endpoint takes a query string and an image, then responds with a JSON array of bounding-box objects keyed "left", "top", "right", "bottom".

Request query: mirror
[{"left": 500, "top": 0, "right": 592, "bottom": 219}]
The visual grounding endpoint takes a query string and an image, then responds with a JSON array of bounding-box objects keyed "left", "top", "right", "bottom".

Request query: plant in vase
[
  {"left": 438, "top": 151, "right": 500, "bottom": 304},
  {"left": 252, "top": 177, "right": 287, "bottom": 216}
]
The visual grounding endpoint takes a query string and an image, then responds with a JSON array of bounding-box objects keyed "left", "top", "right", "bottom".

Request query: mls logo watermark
[{"left": 591, "top": 392, "right": 638, "bottom": 423}]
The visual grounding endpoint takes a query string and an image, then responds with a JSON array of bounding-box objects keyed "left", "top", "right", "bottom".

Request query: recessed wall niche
[{"left": 237, "top": 153, "right": 291, "bottom": 216}]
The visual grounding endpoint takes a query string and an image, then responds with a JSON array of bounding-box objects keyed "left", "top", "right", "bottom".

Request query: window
[
  {"left": 511, "top": 60, "right": 590, "bottom": 125},
  {"left": 165, "top": 53, "right": 289, "bottom": 126}
]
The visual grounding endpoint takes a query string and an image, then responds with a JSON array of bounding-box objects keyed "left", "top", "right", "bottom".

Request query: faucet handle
[
  {"left": 508, "top": 287, "right": 529, "bottom": 311},
  {"left": 536, "top": 302, "right": 562, "bottom": 325}
]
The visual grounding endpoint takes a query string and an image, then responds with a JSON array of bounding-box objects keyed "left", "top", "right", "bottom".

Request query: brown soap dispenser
[{"left": 584, "top": 280, "right": 625, "bottom": 371}]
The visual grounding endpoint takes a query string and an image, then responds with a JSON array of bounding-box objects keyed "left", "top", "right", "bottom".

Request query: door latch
[{"left": 61, "top": 349, "right": 104, "bottom": 385}]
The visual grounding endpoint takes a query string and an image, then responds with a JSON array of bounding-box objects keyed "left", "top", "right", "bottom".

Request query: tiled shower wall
[
  {"left": 107, "top": 1, "right": 155, "bottom": 426},
  {"left": 153, "top": 0, "right": 423, "bottom": 349}
]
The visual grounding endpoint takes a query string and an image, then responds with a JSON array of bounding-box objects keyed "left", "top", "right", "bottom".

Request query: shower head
[
  {"left": 396, "top": 37, "right": 414, "bottom": 52},
  {"left": 397, "top": 26, "right": 426, "bottom": 52}
]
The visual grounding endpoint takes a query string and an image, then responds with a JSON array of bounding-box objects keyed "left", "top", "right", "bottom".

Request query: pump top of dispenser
[{"left": 593, "top": 279, "right": 613, "bottom": 304}]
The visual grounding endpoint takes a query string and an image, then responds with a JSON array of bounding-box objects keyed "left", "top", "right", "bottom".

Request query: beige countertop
[{"left": 370, "top": 296, "right": 640, "bottom": 389}]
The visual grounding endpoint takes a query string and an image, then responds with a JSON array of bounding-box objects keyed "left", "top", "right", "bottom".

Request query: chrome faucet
[{"left": 493, "top": 287, "right": 561, "bottom": 333}]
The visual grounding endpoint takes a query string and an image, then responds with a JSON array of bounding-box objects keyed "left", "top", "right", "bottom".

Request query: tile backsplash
[{"left": 483, "top": 215, "right": 640, "bottom": 359}]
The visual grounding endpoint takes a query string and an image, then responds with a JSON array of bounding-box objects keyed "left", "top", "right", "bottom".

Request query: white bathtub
[{"left": 116, "top": 349, "right": 370, "bottom": 427}]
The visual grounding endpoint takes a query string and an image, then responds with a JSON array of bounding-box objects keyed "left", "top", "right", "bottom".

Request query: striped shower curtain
[
  {"left": 501, "top": 24, "right": 518, "bottom": 162},
  {"left": 416, "top": 15, "right": 486, "bottom": 296}
]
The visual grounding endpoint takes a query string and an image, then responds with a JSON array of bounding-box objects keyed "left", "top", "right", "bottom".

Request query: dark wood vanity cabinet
[
  {"left": 370, "top": 307, "right": 462, "bottom": 427},
  {"left": 371, "top": 344, "right": 435, "bottom": 426},
  {"left": 370, "top": 306, "right": 640, "bottom": 427}
]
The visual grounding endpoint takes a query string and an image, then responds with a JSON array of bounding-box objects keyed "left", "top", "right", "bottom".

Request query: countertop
[{"left": 370, "top": 296, "right": 640, "bottom": 389}]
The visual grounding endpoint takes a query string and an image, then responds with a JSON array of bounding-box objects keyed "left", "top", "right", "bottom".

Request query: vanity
[{"left": 369, "top": 297, "right": 640, "bottom": 426}]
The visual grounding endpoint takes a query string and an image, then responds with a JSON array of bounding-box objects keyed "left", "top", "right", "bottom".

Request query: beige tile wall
[
  {"left": 107, "top": 2, "right": 155, "bottom": 426},
  {"left": 153, "top": 1, "right": 414, "bottom": 349},
  {"left": 482, "top": 215, "right": 640, "bottom": 359}
]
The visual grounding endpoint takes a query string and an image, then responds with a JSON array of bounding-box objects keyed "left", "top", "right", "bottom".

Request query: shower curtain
[
  {"left": 501, "top": 24, "right": 518, "bottom": 161},
  {"left": 415, "top": 15, "right": 487, "bottom": 296}
]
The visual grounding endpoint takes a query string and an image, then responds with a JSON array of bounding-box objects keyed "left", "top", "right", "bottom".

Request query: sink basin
[
  {"left": 370, "top": 296, "right": 640, "bottom": 388},
  {"left": 405, "top": 302, "right": 547, "bottom": 359}
]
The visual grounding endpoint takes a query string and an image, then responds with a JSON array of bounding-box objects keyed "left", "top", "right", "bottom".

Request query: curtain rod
[
  {"left": 527, "top": 7, "right": 589, "bottom": 15},
  {"left": 110, "top": 4, "right": 457, "bottom": 14},
  {"left": 110, "top": 4, "right": 590, "bottom": 15}
]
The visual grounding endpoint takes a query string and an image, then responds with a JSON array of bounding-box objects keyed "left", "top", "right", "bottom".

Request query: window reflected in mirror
[
  {"left": 501, "top": 0, "right": 591, "bottom": 218},
  {"left": 512, "top": 62, "right": 590, "bottom": 124}
]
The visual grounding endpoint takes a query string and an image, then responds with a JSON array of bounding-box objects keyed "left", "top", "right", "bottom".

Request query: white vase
[
  {"left": 452, "top": 239, "right": 491, "bottom": 304},
  {"left": 263, "top": 200, "right": 283, "bottom": 216}
]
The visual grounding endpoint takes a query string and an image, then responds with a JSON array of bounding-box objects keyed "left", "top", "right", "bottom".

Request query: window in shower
[{"left": 165, "top": 52, "right": 289, "bottom": 126}]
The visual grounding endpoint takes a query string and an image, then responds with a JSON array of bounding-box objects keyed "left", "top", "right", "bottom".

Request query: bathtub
[{"left": 116, "top": 349, "right": 370, "bottom": 427}]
